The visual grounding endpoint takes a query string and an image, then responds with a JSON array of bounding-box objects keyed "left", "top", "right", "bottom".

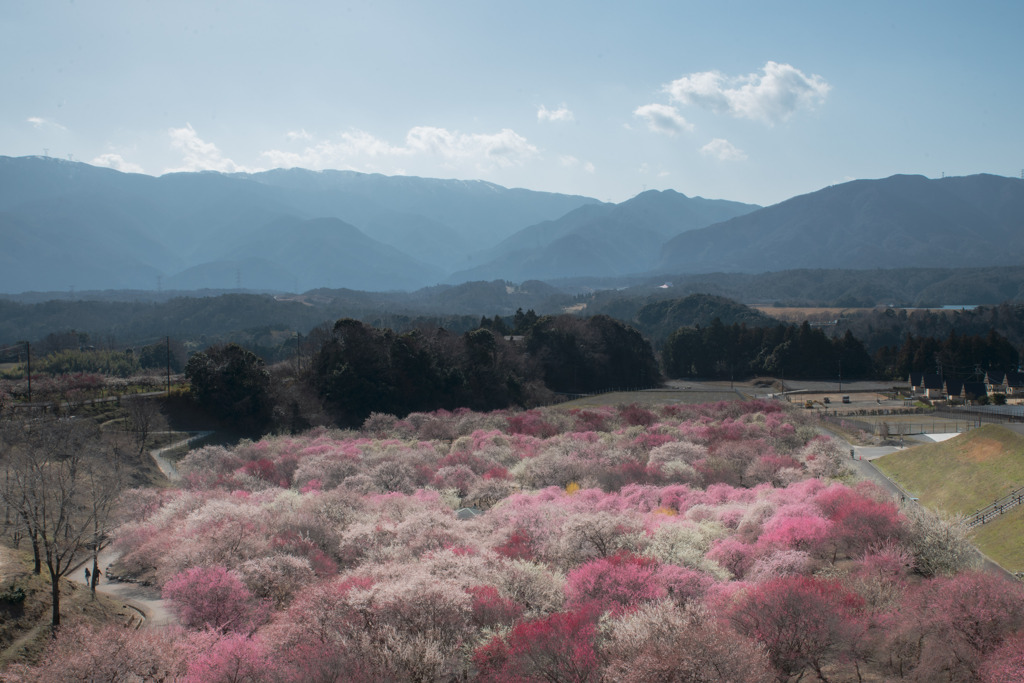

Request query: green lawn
[
  {"left": 873, "top": 424, "right": 1024, "bottom": 515},
  {"left": 872, "top": 424, "right": 1024, "bottom": 575},
  {"left": 971, "top": 505, "right": 1024, "bottom": 573}
]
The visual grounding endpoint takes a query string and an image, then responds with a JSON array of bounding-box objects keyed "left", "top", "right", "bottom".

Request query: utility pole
[
  {"left": 838, "top": 360, "right": 842, "bottom": 393},
  {"left": 165, "top": 336, "right": 171, "bottom": 395},
  {"left": 25, "top": 341, "right": 31, "bottom": 403},
  {"left": 16, "top": 341, "right": 33, "bottom": 402}
]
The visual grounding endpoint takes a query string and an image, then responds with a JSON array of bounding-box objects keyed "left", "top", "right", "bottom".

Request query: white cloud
[
  {"left": 558, "top": 155, "right": 596, "bottom": 174},
  {"left": 286, "top": 129, "right": 313, "bottom": 142},
  {"left": 262, "top": 126, "right": 538, "bottom": 172},
  {"left": 165, "top": 123, "right": 257, "bottom": 173},
  {"left": 537, "top": 104, "right": 574, "bottom": 122},
  {"left": 406, "top": 126, "right": 538, "bottom": 167},
  {"left": 665, "top": 61, "right": 830, "bottom": 124},
  {"left": 92, "top": 153, "right": 145, "bottom": 174},
  {"left": 700, "top": 138, "right": 748, "bottom": 161},
  {"left": 262, "top": 130, "right": 407, "bottom": 170},
  {"left": 27, "top": 116, "right": 67, "bottom": 131},
  {"left": 633, "top": 103, "right": 693, "bottom": 136}
]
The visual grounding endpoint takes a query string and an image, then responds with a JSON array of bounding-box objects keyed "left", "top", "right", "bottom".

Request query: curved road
[{"left": 69, "top": 432, "right": 211, "bottom": 628}]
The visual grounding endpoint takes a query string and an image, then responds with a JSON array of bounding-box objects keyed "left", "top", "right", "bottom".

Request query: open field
[{"left": 560, "top": 385, "right": 746, "bottom": 408}]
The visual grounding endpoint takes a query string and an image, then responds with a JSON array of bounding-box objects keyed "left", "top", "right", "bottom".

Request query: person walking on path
[{"left": 84, "top": 567, "right": 91, "bottom": 584}]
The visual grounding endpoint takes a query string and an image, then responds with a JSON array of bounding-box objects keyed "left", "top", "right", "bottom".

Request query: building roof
[
  {"left": 985, "top": 370, "right": 1006, "bottom": 385},
  {"left": 1006, "top": 372, "right": 1024, "bottom": 388},
  {"left": 961, "top": 381, "right": 988, "bottom": 398}
]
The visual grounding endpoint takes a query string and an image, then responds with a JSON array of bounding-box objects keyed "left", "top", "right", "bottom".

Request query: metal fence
[
  {"left": 969, "top": 487, "right": 1024, "bottom": 528},
  {"left": 818, "top": 413, "right": 876, "bottom": 435},
  {"left": 818, "top": 413, "right": 976, "bottom": 436},
  {"left": 934, "top": 406, "right": 1024, "bottom": 425},
  {"left": 881, "top": 421, "right": 976, "bottom": 436}
]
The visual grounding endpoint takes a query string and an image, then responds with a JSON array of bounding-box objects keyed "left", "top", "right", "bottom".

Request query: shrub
[{"left": 0, "top": 584, "right": 26, "bottom": 605}]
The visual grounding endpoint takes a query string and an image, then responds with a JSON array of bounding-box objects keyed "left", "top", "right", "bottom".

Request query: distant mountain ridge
[
  {"left": 1, "top": 155, "right": 1022, "bottom": 295},
  {"left": 450, "top": 189, "right": 759, "bottom": 283},
  {"left": 658, "top": 174, "right": 1024, "bottom": 273},
  {"left": 0, "top": 156, "right": 598, "bottom": 292}
]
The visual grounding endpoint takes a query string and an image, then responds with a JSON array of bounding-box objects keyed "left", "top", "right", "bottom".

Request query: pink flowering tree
[
  {"left": 163, "top": 565, "right": 268, "bottom": 633},
  {"left": 474, "top": 605, "right": 601, "bottom": 683},
  {"left": 729, "top": 575, "right": 866, "bottom": 682}
]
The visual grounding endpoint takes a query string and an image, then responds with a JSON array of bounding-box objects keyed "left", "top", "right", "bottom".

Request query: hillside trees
[
  {"left": 186, "top": 343, "right": 273, "bottom": 434},
  {"left": 872, "top": 328, "right": 1020, "bottom": 380},
  {"left": 310, "top": 319, "right": 549, "bottom": 426},
  {"left": 0, "top": 416, "right": 123, "bottom": 631},
  {"left": 137, "top": 337, "right": 186, "bottom": 373},
  {"left": 525, "top": 314, "right": 661, "bottom": 393},
  {"left": 309, "top": 315, "right": 659, "bottom": 426},
  {"left": 663, "top": 319, "right": 873, "bottom": 380}
]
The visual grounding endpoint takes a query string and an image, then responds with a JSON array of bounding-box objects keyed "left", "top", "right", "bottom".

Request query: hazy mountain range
[{"left": 1, "top": 155, "right": 1022, "bottom": 294}]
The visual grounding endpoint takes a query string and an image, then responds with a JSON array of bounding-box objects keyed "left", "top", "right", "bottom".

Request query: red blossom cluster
[{"left": 10, "top": 401, "right": 1024, "bottom": 682}]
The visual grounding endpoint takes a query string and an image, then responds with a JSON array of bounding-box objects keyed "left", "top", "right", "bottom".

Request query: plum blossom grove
[{"left": 9, "top": 400, "right": 1024, "bottom": 682}]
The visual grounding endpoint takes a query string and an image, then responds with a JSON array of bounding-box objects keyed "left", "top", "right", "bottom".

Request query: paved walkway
[
  {"left": 64, "top": 432, "right": 209, "bottom": 629},
  {"left": 73, "top": 550, "right": 174, "bottom": 629},
  {"left": 149, "top": 430, "right": 213, "bottom": 481}
]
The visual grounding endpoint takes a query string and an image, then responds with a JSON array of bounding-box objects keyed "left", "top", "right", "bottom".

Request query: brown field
[
  {"left": 560, "top": 387, "right": 745, "bottom": 408},
  {"left": 754, "top": 305, "right": 974, "bottom": 324},
  {"left": 752, "top": 306, "right": 875, "bottom": 322}
]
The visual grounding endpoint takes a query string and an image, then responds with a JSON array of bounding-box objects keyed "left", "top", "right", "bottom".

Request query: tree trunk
[
  {"left": 31, "top": 536, "right": 41, "bottom": 575},
  {"left": 49, "top": 570, "right": 61, "bottom": 634}
]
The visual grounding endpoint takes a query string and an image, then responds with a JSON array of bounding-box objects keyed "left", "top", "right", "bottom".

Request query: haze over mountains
[
  {"left": 1, "top": 155, "right": 1022, "bottom": 295},
  {"left": 659, "top": 173, "right": 1024, "bottom": 273}
]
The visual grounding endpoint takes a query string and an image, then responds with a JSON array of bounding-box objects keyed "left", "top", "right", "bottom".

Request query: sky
[{"left": 3, "top": 0, "right": 1023, "bottom": 207}]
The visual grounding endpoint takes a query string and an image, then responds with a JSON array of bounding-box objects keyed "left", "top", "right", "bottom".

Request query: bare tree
[
  {"left": 124, "top": 396, "right": 160, "bottom": 456},
  {"left": 0, "top": 417, "right": 123, "bottom": 632}
]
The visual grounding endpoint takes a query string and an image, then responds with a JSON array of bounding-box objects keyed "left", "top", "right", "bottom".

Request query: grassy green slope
[
  {"left": 971, "top": 505, "right": 1024, "bottom": 573},
  {"left": 874, "top": 424, "right": 1024, "bottom": 515},
  {"left": 874, "top": 424, "right": 1024, "bottom": 572}
]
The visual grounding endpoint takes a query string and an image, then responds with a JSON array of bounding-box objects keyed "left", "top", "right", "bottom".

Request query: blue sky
[{"left": 3, "top": 1, "right": 1022, "bottom": 206}]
